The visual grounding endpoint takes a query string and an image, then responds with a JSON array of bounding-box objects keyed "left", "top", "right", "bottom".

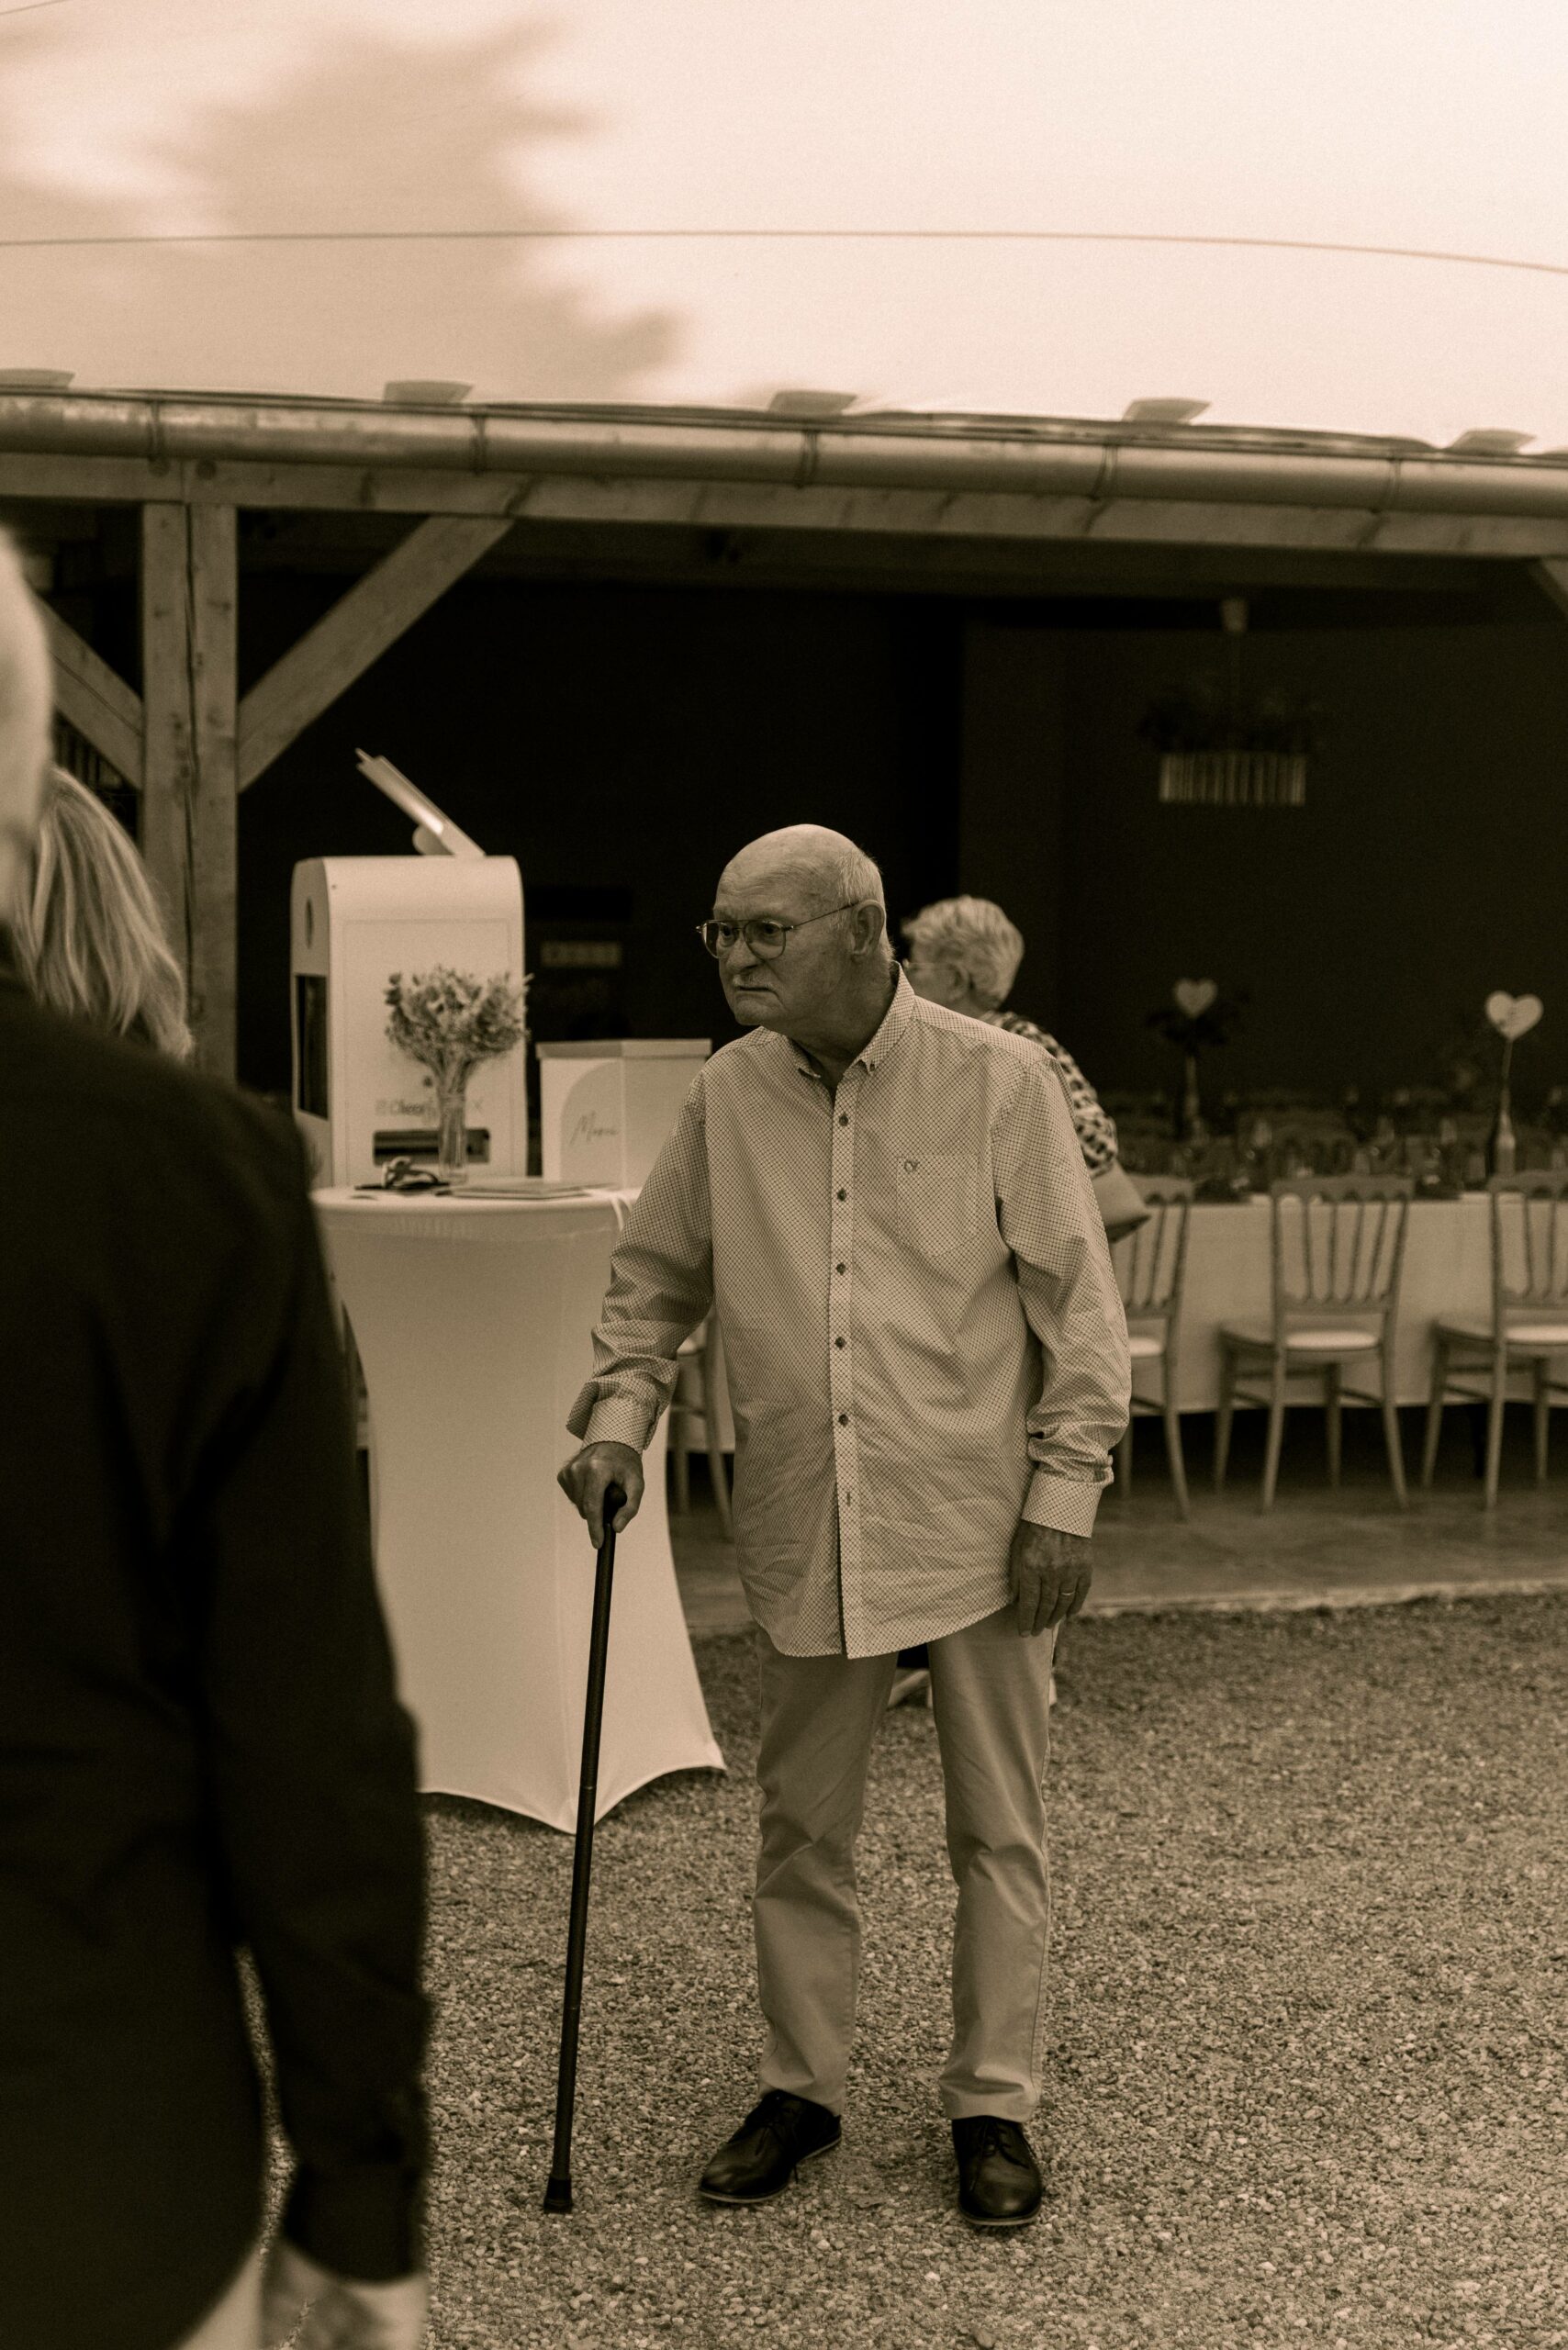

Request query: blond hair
[
  {"left": 10, "top": 766, "right": 196, "bottom": 1060},
  {"left": 901, "top": 894, "right": 1025, "bottom": 1011},
  {"left": 0, "top": 529, "right": 52, "bottom": 865}
]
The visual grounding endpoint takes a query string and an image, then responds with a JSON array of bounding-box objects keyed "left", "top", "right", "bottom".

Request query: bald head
[
  {"left": 0, "top": 532, "right": 52, "bottom": 908},
  {"left": 719, "top": 824, "right": 885, "bottom": 920}
]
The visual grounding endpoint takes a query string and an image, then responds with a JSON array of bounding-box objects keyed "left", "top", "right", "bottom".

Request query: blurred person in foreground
[
  {"left": 559, "top": 824, "right": 1129, "bottom": 2229},
  {"left": 0, "top": 531, "right": 430, "bottom": 2350},
  {"left": 7, "top": 761, "right": 196, "bottom": 1058},
  {"left": 895, "top": 892, "right": 1140, "bottom": 1708}
]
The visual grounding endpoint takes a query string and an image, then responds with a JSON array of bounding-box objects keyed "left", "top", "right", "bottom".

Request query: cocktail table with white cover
[{"left": 311, "top": 1186, "right": 726, "bottom": 1831}]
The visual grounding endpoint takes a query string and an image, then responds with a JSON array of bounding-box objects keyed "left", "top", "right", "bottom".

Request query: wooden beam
[
  {"left": 140, "top": 503, "right": 239, "bottom": 1081},
  {"left": 140, "top": 505, "right": 191, "bottom": 1005},
  {"left": 189, "top": 504, "right": 238, "bottom": 1081},
  {"left": 1532, "top": 558, "right": 1568, "bottom": 621},
  {"left": 41, "top": 604, "right": 143, "bottom": 788},
  {"left": 236, "top": 514, "right": 513, "bottom": 789},
  {"left": 6, "top": 447, "right": 1568, "bottom": 562}
]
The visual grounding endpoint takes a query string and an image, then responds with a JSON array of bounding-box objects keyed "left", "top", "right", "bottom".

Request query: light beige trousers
[
  {"left": 171, "top": 2243, "right": 263, "bottom": 2350},
  {"left": 754, "top": 1604, "right": 1058, "bottom": 2124}
]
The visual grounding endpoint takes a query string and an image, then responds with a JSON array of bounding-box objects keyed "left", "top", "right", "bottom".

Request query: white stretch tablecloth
[
  {"left": 1154, "top": 1194, "right": 1498, "bottom": 1412},
  {"left": 312, "top": 1187, "right": 726, "bottom": 1830}
]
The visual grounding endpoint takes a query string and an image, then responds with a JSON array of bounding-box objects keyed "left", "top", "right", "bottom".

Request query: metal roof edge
[
  {"left": 4, "top": 389, "right": 1568, "bottom": 519},
  {"left": 10, "top": 383, "right": 1568, "bottom": 467}
]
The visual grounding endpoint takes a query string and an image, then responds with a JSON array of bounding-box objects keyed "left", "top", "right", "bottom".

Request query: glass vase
[
  {"left": 1486, "top": 1084, "right": 1517, "bottom": 1180},
  {"left": 433, "top": 1069, "right": 470, "bottom": 1185},
  {"left": 1173, "top": 1051, "right": 1204, "bottom": 1140}
]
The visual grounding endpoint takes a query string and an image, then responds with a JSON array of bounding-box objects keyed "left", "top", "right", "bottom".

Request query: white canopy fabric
[{"left": 2, "top": 0, "right": 1565, "bottom": 448}]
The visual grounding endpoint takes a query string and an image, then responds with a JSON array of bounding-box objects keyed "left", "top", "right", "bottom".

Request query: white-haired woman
[
  {"left": 5, "top": 765, "right": 195, "bottom": 1059},
  {"left": 900, "top": 893, "right": 1117, "bottom": 1173}
]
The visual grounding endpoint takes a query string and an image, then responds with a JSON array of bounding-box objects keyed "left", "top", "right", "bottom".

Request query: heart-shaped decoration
[
  {"left": 1173, "top": 978, "right": 1218, "bottom": 1020},
  {"left": 1485, "top": 990, "right": 1543, "bottom": 1040}
]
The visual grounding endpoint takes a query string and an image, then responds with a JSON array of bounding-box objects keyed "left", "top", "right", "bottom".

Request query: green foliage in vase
[{"left": 385, "top": 966, "right": 529, "bottom": 1087}]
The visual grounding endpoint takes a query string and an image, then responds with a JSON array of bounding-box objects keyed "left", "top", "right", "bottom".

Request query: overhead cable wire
[{"left": 0, "top": 226, "right": 1562, "bottom": 278}]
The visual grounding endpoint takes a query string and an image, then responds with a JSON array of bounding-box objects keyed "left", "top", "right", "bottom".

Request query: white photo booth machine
[{"left": 290, "top": 754, "right": 528, "bottom": 1188}]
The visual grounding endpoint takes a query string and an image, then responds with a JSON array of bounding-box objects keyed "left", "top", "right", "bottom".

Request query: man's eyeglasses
[{"left": 696, "top": 901, "right": 860, "bottom": 960}]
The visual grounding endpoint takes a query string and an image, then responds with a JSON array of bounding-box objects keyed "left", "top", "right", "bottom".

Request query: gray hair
[
  {"left": 0, "top": 531, "right": 53, "bottom": 877},
  {"left": 832, "top": 841, "right": 896, "bottom": 969},
  {"left": 829, "top": 840, "right": 886, "bottom": 917},
  {"left": 901, "top": 894, "right": 1025, "bottom": 1011}
]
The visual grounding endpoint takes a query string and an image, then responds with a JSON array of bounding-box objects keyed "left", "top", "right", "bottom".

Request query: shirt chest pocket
[{"left": 894, "top": 1149, "right": 985, "bottom": 1257}]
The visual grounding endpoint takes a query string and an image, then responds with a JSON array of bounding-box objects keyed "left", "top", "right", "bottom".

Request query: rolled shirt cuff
[
  {"left": 566, "top": 1388, "right": 652, "bottom": 1453},
  {"left": 1021, "top": 1471, "right": 1103, "bottom": 1539},
  {"left": 281, "top": 2162, "right": 424, "bottom": 2284}
]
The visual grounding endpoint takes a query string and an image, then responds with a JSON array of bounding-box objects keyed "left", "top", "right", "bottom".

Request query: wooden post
[{"left": 140, "top": 502, "right": 239, "bottom": 1080}]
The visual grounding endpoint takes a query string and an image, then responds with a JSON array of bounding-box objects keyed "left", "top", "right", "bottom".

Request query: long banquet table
[
  {"left": 311, "top": 1186, "right": 726, "bottom": 1831},
  {"left": 1149, "top": 1192, "right": 1501, "bottom": 1412}
]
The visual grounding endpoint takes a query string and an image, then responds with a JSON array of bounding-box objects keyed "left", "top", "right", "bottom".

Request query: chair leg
[
  {"left": 700, "top": 1334, "right": 734, "bottom": 1538},
  {"left": 670, "top": 1424, "right": 691, "bottom": 1516},
  {"left": 710, "top": 1446, "right": 734, "bottom": 1536},
  {"left": 1215, "top": 1351, "right": 1237, "bottom": 1491},
  {"left": 1324, "top": 1361, "right": 1342, "bottom": 1489},
  {"left": 1162, "top": 1390, "right": 1191, "bottom": 1522},
  {"left": 1484, "top": 1358, "right": 1507, "bottom": 1510},
  {"left": 1467, "top": 1400, "right": 1488, "bottom": 1482},
  {"left": 1421, "top": 1337, "right": 1449, "bottom": 1488},
  {"left": 1260, "top": 1357, "right": 1288, "bottom": 1513},
  {"left": 1533, "top": 1357, "right": 1551, "bottom": 1484},
  {"left": 1380, "top": 1348, "right": 1408, "bottom": 1510},
  {"left": 1116, "top": 1423, "right": 1133, "bottom": 1494}
]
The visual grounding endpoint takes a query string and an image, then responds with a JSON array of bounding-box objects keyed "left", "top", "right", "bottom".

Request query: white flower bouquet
[{"left": 384, "top": 965, "right": 529, "bottom": 1181}]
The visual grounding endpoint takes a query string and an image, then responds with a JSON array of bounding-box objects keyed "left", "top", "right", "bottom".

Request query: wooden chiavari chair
[
  {"left": 668, "top": 1316, "right": 734, "bottom": 1534},
  {"left": 1112, "top": 1177, "right": 1195, "bottom": 1518},
  {"left": 1216, "top": 1176, "right": 1413, "bottom": 1512},
  {"left": 1423, "top": 1172, "right": 1568, "bottom": 1508}
]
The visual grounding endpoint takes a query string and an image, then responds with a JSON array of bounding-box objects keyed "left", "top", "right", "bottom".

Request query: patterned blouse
[{"left": 982, "top": 1011, "right": 1118, "bottom": 1177}]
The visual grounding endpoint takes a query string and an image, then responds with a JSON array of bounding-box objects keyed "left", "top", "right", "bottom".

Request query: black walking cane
[{"left": 543, "top": 1481, "right": 625, "bottom": 2215}]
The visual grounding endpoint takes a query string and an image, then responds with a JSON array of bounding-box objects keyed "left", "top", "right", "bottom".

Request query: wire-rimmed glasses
[{"left": 696, "top": 901, "right": 860, "bottom": 959}]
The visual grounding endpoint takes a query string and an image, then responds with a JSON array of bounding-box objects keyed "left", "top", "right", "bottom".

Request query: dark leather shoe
[
  {"left": 951, "top": 2116, "right": 1043, "bottom": 2227},
  {"left": 698, "top": 2089, "right": 841, "bottom": 2204}
]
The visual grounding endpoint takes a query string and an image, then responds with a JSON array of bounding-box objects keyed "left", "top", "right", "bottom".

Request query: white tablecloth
[
  {"left": 1151, "top": 1194, "right": 1497, "bottom": 1411},
  {"left": 311, "top": 1187, "right": 726, "bottom": 1830}
]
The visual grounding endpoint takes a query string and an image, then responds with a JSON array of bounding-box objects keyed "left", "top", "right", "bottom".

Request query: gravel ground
[{"left": 266, "top": 1595, "right": 1568, "bottom": 2349}]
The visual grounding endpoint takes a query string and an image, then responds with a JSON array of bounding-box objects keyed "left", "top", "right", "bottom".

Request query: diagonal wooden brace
[{"left": 237, "top": 514, "right": 514, "bottom": 790}]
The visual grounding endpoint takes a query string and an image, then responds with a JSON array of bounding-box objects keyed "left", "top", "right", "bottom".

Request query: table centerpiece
[{"left": 385, "top": 964, "right": 529, "bottom": 1185}]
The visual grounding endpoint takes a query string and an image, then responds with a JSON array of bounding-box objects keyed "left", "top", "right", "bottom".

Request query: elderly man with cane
[{"left": 558, "top": 824, "right": 1129, "bottom": 2227}]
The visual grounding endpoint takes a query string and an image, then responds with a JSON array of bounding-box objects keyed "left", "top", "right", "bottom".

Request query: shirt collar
[{"left": 784, "top": 963, "right": 916, "bottom": 1081}]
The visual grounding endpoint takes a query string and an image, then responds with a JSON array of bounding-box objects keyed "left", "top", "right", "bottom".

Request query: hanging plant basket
[
  {"left": 1157, "top": 749, "right": 1307, "bottom": 807},
  {"left": 1139, "top": 679, "right": 1322, "bottom": 810}
]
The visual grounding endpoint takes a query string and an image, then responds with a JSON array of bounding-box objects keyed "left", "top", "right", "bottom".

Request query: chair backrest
[
  {"left": 1268, "top": 1175, "right": 1413, "bottom": 1332},
  {"left": 1488, "top": 1172, "right": 1568, "bottom": 1325},
  {"left": 1113, "top": 1176, "right": 1194, "bottom": 1324}
]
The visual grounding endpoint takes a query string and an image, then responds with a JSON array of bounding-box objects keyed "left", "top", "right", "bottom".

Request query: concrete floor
[{"left": 668, "top": 1403, "right": 1568, "bottom": 1636}]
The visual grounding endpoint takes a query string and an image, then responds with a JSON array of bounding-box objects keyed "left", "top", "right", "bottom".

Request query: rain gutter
[{"left": 5, "top": 392, "right": 1568, "bottom": 520}]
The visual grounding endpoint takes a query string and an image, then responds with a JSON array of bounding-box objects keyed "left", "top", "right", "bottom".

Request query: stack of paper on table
[{"left": 458, "top": 1175, "right": 608, "bottom": 1199}]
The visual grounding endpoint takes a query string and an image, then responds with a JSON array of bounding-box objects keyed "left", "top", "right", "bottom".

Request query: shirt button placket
[{"left": 831, "top": 1075, "right": 861, "bottom": 1651}]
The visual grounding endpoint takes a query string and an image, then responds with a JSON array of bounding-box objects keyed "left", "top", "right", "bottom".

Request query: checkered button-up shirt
[{"left": 566, "top": 967, "right": 1130, "bottom": 1658}]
